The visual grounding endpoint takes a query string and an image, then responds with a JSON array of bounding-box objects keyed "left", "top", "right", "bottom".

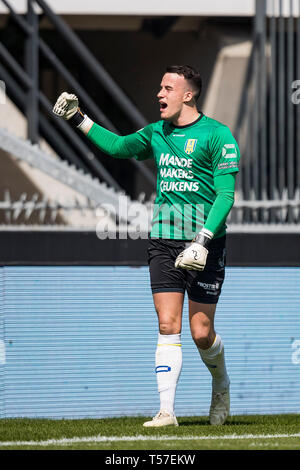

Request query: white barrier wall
[{"left": 0, "top": 0, "right": 255, "bottom": 16}]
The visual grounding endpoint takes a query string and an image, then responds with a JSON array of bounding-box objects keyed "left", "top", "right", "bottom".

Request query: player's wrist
[
  {"left": 69, "top": 107, "right": 94, "bottom": 134},
  {"left": 193, "top": 228, "right": 214, "bottom": 248}
]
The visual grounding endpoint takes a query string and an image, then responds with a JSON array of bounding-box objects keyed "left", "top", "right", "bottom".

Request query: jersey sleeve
[
  {"left": 208, "top": 125, "right": 240, "bottom": 176},
  {"left": 123, "top": 124, "right": 154, "bottom": 161},
  {"left": 87, "top": 123, "right": 154, "bottom": 161},
  {"left": 204, "top": 173, "right": 236, "bottom": 236}
]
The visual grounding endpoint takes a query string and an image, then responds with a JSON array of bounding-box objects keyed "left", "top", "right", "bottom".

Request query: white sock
[
  {"left": 155, "top": 333, "right": 182, "bottom": 415},
  {"left": 198, "top": 333, "right": 230, "bottom": 392}
]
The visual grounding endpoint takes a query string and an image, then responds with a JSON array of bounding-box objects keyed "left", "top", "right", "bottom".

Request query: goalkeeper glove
[
  {"left": 52, "top": 92, "right": 93, "bottom": 134},
  {"left": 175, "top": 228, "right": 213, "bottom": 271}
]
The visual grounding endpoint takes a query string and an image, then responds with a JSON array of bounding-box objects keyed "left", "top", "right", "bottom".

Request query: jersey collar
[{"left": 170, "top": 112, "right": 204, "bottom": 129}]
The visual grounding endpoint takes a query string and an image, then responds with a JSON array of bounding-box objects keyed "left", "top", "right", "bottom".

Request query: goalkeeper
[{"left": 53, "top": 65, "right": 240, "bottom": 427}]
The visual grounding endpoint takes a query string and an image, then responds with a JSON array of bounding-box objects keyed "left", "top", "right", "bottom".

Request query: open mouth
[{"left": 159, "top": 102, "right": 168, "bottom": 112}]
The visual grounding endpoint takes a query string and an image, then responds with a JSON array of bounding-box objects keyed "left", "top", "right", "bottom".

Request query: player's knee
[
  {"left": 159, "top": 320, "right": 180, "bottom": 335},
  {"left": 191, "top": 328, "right": 213, "bottom": 349}
]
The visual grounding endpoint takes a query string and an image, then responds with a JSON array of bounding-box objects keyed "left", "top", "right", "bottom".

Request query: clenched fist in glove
[
  {"left": 175, "top": 228, "right": 213, "bottom": 271},
  {"left": 53, "top": 92, "right": 79, "bottom": 120},
  {"left": 53, "top": 92, "right": 93, "bottom": 134}
]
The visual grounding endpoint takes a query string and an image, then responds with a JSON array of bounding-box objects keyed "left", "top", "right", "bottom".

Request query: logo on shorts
[
  {"left": 197, "top": 281, "right": 220, "bottom": 291},
  {"left": 184, "top": 139, "right": 197, "bottom": 154}
]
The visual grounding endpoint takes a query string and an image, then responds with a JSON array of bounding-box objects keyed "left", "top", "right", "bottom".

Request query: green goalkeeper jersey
[{"left": 87, "top": 113, "right": 240, "bottom": 240}]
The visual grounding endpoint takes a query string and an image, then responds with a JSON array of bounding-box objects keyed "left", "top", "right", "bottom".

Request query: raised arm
[{"left": 53, "top": 92, "right": 153, "bottom": 160}]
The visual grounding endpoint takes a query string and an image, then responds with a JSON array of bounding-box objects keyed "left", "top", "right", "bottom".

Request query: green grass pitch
[{"left": 0, "top": 414, "right": 299, "bottom": 450}]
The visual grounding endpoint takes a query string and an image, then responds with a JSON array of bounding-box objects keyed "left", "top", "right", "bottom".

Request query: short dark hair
[{"left": 166, "top": 65, "right": 202, "bottom": 101}]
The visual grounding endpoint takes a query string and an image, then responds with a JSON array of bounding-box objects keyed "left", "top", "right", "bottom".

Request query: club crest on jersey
[{"left": 184, "top": 139, "right": 197, "bottom": 154}]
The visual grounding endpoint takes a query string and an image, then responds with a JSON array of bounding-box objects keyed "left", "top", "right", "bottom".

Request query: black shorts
[{"left": 147, "top": 236, "right": 226, "bottom": 304}]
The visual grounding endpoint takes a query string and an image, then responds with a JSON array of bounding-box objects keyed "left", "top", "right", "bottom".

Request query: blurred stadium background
[{"left": 0, "top": 0, "right": 299, "bottom": 419}]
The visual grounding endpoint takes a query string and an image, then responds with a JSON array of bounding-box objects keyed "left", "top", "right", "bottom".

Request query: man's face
[{"left": 157, "top": 73, "right": 192, "bottom": 121}]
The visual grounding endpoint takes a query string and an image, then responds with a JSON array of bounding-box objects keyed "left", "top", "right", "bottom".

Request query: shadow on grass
[
  {"left": 178, "top": 418, "right": 256, "bottom": 427},
  {"left": 177, "top": 420, "right": 210, "bottom": 426}
]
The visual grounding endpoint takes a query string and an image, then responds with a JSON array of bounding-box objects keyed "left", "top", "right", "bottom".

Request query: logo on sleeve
[
  {"left": 222, "top": 143, "right": 237, "bottom": 158},
  {"left": 184, "top": 139, "right": 197, "bottom": 154}
]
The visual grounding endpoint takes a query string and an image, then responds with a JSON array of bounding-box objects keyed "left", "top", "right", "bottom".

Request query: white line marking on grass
[{"left": 0, "top": 433, "right": 300, "bottom": 447}]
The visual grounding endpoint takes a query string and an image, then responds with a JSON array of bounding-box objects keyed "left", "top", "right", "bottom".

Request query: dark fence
[{"left": 235, "top": 0, "right": 300, "bottom": 225}]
